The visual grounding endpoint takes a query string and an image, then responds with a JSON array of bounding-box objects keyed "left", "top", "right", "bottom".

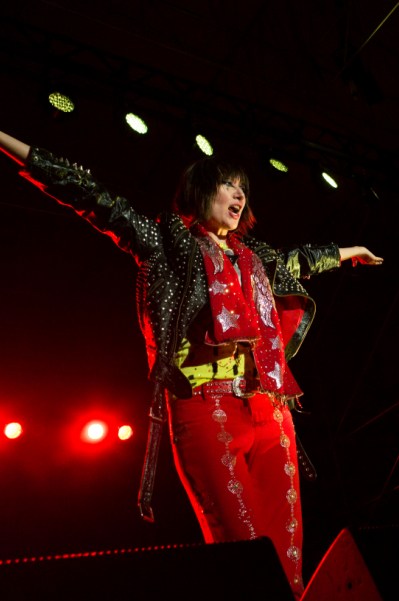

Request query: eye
[{"left": 222, "top": 180, "right": 247, "bottom": 195}]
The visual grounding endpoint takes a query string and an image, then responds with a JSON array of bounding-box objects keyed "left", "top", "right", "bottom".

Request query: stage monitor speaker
[
  {"left": 0, "top": 536, "right": 295, "bottom": 601},
  {"left": 301, "top": 527, "right": 392, "bottom": 601}
]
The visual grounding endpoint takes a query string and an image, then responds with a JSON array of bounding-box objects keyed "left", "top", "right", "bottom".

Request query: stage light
[
  {"left": 263, "top": 147, "right": 290, "bottom": 176},
  {"left": 4, "top": 422, "right": 23, "bottom": 440},
  {"left": 125, "top": 112, "right": 148, "bottom": 134},
  {"left": 48, "top": 91, "right": 75, "bottom": 113},
  {"left": 195, "top": 134, "right": 213, "bottom": 156},
  {"left": 80, "top": 420, "right": 108, "bottom": 444},
  {"left": 269, "top": 157, "right": 289, "bottom": 173},
  {"left": 118, "top": 425, "right": 133, "bottom": 441},
  {"left": 321, "top": 171, "right": 339, "bottom": 189}
]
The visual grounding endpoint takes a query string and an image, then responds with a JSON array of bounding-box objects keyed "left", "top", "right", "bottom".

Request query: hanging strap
[{"left": 137, "top": 382, "right": 166, "bottom": 522}]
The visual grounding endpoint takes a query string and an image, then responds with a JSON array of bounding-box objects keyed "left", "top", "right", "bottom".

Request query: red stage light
[
  {"left": 4, "top": 422, "right": 23, "bottom": 440},
  {"left": 117, "top": 425, "right": 133, "bottom": 441},
  {"left": 80, "top": 420, "right": 108, "bottom": 444}
]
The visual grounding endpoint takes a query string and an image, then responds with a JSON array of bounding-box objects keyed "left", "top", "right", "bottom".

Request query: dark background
[{"left": 0, "top": 0, "right": 398, "bottom": 587}]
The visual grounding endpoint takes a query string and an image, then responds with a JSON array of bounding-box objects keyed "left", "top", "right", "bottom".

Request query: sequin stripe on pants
[{"left": 166, "top": 388, "right": 304, "bottom": 599}]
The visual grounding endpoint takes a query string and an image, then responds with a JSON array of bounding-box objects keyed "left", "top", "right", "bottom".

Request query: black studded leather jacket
[{"left": 22, "top": 147, "right": 341, "bottom": 401}]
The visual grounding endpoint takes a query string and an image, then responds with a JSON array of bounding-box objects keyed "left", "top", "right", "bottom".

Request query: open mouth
[{"left": 229, "top": 205, "right": 241, "bottom": 216}]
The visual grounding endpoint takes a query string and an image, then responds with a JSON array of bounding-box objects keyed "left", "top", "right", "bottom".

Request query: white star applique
[
  {"left": 268, "top": 362, "right": 283, "bottom": 388},
  {"left": 270, "top": 336, "right": 281, "bottom": 350},
  {"left": 216, "top": 305, "right": 240, "bottom": 332},
  {"left": 210, "top": 280, "right": 227, "bottom": 295}
]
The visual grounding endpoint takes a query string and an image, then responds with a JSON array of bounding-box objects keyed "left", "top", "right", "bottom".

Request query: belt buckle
[{"left": 232, "top": 376, "right": 254, "bottom": 398}]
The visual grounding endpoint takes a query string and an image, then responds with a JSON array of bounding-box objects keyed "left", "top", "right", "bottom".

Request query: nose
[{"left": 233, "top": 184, "right": 245, "bottom": 199}]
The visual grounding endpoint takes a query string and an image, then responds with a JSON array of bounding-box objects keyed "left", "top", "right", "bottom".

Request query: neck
[{"left": 207, "top": 231, "right": 229, "bottom": 244}]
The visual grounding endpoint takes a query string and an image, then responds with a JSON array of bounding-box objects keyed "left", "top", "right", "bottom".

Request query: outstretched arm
[
  {"left": 0, "top": 130, "right": 30, "bottom": 165},
  {"left": 339, "top": 246, "right": 384, "bottom": 267},
  {"left": 0, "top": 130, "right": 385, "bottom": 270},
  {"left": 0, "top": 129, "right": 164, "bottom": 261},
  {"left": 277, "top": 240, "right": 383, "bottom": 281}
]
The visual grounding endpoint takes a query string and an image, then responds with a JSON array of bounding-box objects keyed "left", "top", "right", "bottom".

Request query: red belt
[
  {"left": 192, "top": 376, "right": 261, "bottom": 399},
  {"left": 191, "top": 376, "right": 297, "bottom": 409}
]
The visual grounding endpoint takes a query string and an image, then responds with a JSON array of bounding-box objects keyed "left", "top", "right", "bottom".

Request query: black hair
[{"left": 172, "top": 156, "right": 256, "bottom": 235}]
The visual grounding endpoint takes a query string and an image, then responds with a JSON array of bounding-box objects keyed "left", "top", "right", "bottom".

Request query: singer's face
[{"left": 202, "top": 179, "right": 246, "bottom": 238}]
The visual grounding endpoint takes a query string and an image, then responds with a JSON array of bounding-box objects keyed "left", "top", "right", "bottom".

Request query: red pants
[{"left": 167, "top": 387, "right": 304, "bottom": 599}]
